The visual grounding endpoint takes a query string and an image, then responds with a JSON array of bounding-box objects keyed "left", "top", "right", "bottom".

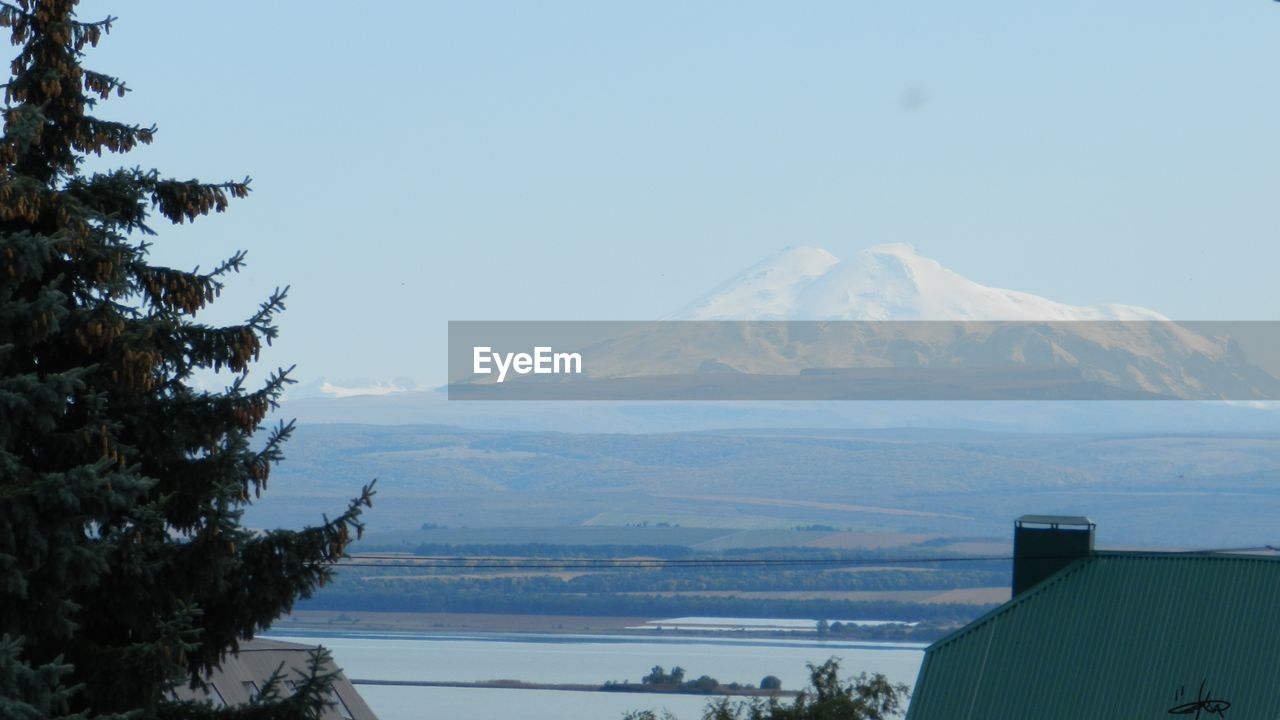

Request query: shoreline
[
  {"left": 275, "top": 610, "right": 944, "bottom": 643},
  {"left": 276, "top": 610, "right": 653, "bottom": 636},
  {"left": 349, "top": 678, "right": 799, "bottom": 698}
]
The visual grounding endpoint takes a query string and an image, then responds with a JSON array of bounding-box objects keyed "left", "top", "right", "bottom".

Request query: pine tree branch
[
  {"left": 245, "top": 287, "right": 287, "bottom": 346},
  {"left": 82, "top": 70, "right": 126, "bottom": 101},
  {"left": 148, "top": 177, "right": 250, "bottom": 225},
  {"left": 73, "top": 117, "right": 155, "bottom": 157}
]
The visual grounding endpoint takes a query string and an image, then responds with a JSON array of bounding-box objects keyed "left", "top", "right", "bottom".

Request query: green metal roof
[{"left": 907, "top": 551, "right": 1280, "bottom": 720}]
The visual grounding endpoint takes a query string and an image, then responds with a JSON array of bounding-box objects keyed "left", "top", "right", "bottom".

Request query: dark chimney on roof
[{"left": 1013, "top": 515, "right": 1095, "bottom": 596}]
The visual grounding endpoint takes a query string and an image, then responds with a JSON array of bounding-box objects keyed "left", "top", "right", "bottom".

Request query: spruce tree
[{"left": 0, "top": 1, "right": 373, "bottom": 717}]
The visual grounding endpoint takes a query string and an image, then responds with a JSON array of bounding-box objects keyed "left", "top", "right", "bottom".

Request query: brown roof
[{"left": 172, "top": 638, "right": 378, "bottom": 720}]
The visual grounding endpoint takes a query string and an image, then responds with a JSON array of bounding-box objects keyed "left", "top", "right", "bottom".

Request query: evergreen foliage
[
  {"left": 623, "top": 660, "right": 908, "bottom": 720},
  {"left": 703, "top": 660, "right": 909, "bottom": 720},
  {"left": 0, "top": 1, "right": 373, "bottom": 716}
]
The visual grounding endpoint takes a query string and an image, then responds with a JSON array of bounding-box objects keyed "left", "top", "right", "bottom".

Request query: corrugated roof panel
[{"left": 908, "top": 553, "right": 1280, "bottom": 720}]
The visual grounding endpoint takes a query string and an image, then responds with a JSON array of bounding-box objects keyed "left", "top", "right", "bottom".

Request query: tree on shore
[
  {"left": 0, "top": 1, "right": 371, "bottom": 717},
  {"left": 644, "top": 666, "right": 690, "bottom": 686},
  {"left": 703, "top": 659, "right": 909, "bottom": 720}
]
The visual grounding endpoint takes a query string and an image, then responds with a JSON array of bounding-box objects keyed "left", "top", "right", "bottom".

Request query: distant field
[
  {"left": 310, "top": 531, "right": 1007, "bottom": 630},
  {"left": 938, "top": 540, "right": 1010, "bottom": 555},
  {"left": 654, "top": 493, "right": 971, "bottom": 520},
  {"left": 615, "top": 588, "right": 1010, "bottom": 605},
  {"left": 358, "top": 572, "right": 595, "bottom": 581},
  {"left": 358, "top": 525, "right": 943, "bottom": 552},
  {"left": 580, "top": 511, "right": 797, "bottom": 530},
  {"left": 361, "top": 525, "right": 727, "bottom": 549},
  {"left": 926, "top": 587, "right": 1012, "bottom": 604},
  {"left": 278, "top": 610, "right": 653, "bottom": 633},
  {"left": 800, "top": 531, "right": 939, "bottom": 549}
]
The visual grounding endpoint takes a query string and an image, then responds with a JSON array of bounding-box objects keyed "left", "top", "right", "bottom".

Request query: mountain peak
[
  {"left": 674, "top": 245, "right": 1166, "bottom": 322},
  {"left": 862, "top": 241, "right": 921, "bottom": 257},
  {"left": 672, "top": 245, "right": 840, "bottom": 321},
  {"left": 760, "top": 245, "right": 841, "bottom": 273}
]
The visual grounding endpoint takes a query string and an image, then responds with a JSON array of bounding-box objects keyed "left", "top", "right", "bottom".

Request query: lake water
[{"left": 266, "top": 629, "right": 926, "bottom": 720}]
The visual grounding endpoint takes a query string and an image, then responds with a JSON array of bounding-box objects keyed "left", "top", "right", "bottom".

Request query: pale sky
[{"left": 80, "top": 0, "right": 1280, "bottom": 386}]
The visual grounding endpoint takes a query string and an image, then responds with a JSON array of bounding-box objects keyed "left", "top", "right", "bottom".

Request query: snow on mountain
[
  {"left": 575, "top": 242, "right": 1280, "bottom": 399},
  {"left": 675, "top": 246, "right": 841, "bottom": 320},
  {"left": 286, "top": 377, "right": 419, "bottom": 400},
  {"left": 674, "top": 243, "right": 1167, "bottom": 322}
]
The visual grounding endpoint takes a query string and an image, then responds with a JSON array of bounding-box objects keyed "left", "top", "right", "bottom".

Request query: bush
[{"left": 702, "top": 659, "right": 909, "bottom": 720}]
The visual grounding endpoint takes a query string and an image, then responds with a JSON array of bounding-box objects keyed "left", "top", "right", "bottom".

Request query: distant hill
[
  {"left": 278, "top": 389, "right": 1280, "bottom": 434},
  {"left": 249, "top": 424, "right": 1280, "bottom": 549}
]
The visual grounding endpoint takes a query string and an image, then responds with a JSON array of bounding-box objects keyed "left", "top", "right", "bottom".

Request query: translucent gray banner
[{"left": 447, "top": 321, "right": 1280, "bottom": 401}]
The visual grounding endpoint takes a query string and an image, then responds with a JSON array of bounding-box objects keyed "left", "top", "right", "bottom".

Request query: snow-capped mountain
[
  {"left": 286, "top": 376, "right": 420, "bottom": 400},
  {"left": 560, "top": 244, "right": 1279, "bottom": 400},
  {"left": 674, "top": 244, "right": 1167, "bottom": 322}
]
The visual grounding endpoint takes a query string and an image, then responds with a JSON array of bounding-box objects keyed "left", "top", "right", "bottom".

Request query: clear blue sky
[{"left": 82, "top": 1, "right": 1280, "bottom": 385}]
